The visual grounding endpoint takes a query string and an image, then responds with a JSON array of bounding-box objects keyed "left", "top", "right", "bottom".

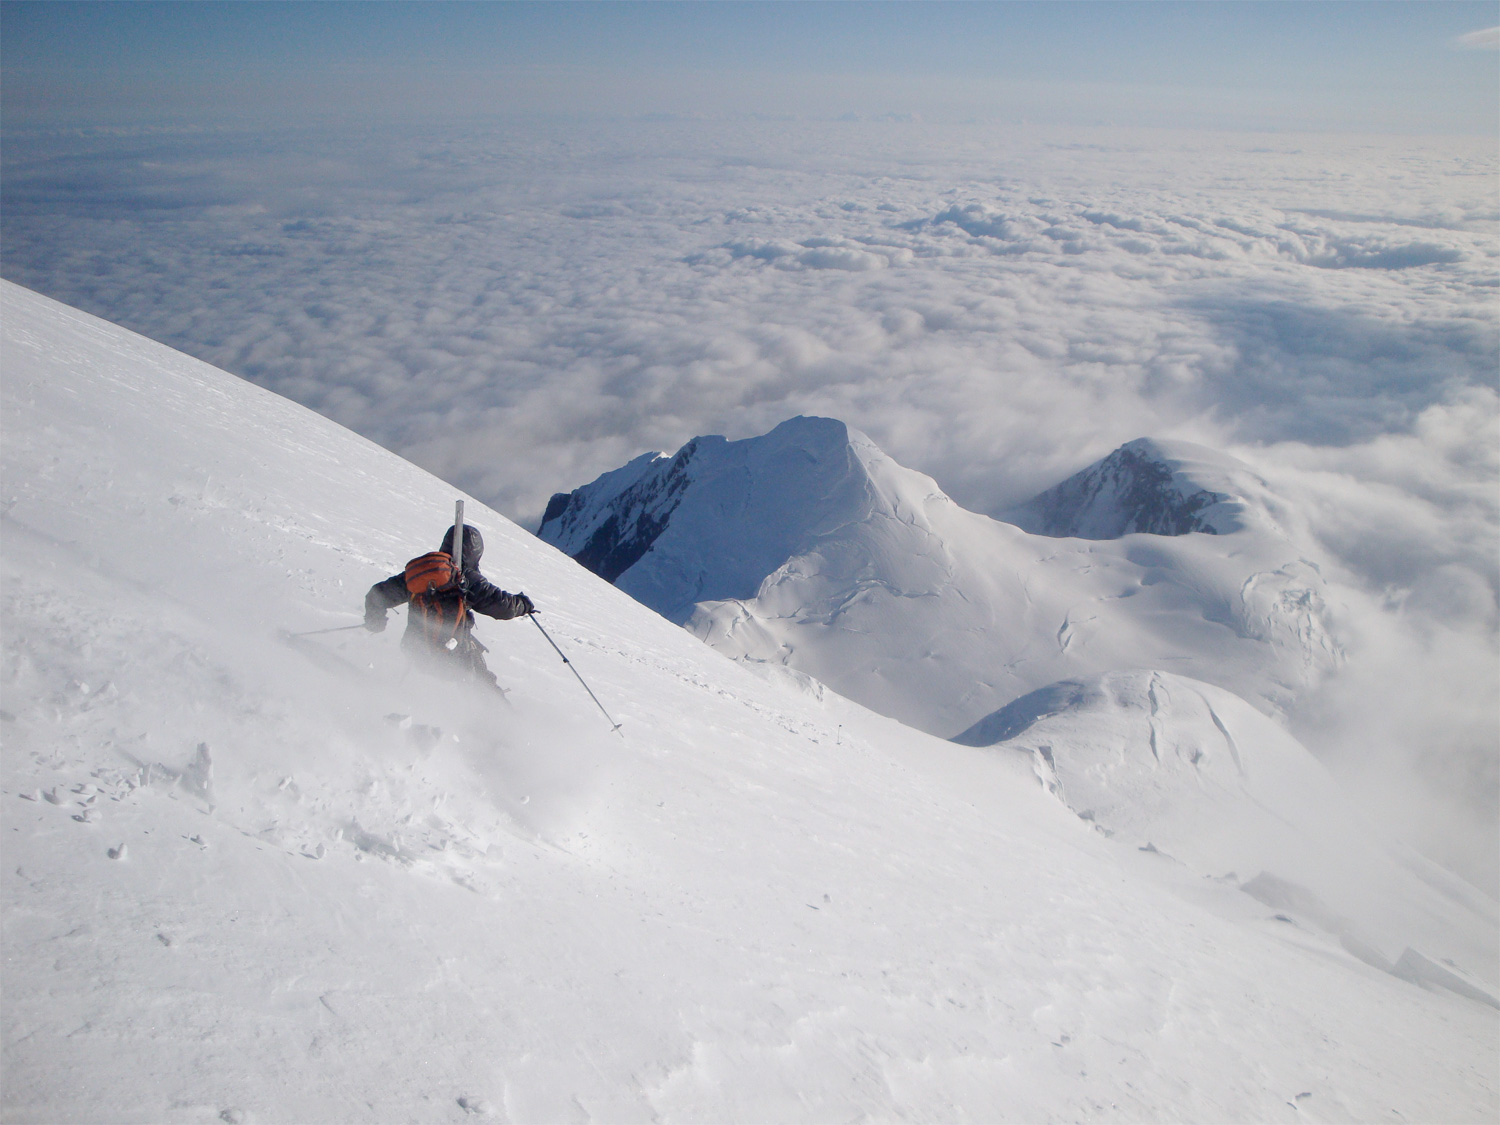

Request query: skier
[{"left": 364, "top": 523, "right": 534, "bottom": 691}]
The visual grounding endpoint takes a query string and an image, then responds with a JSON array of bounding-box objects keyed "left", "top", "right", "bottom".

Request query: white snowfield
[
  {"left": 2, "top": 278, "right": 1495, "bottom": 1123},
  {"left": 956, "top": 671, "right": 1497, "bottom": 1001},
  {"left": 543, "top": 415, "right": 1342, "bottom": 738}
]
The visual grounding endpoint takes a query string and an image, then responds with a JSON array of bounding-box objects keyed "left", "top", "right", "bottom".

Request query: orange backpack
[
  {"left": 405, "top": 552, "right": 458, "bottom": 596},
  {"left": 403, "top": 552, "right": 467, "bottom": 645}
]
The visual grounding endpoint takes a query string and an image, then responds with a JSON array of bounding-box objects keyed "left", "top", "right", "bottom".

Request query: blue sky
[{"left": 4, "top": 1, "right": 1497, "bottom": 132}]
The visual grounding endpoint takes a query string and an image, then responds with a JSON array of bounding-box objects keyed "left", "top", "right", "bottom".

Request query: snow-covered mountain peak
[
  {"left": 537, "top": 415, "right": 927, "bottom": 623},
  {"left": 1005, "top": 436, "right": 1274, "bottom": 539},
  {"left": 540, "top": 417, "right": 1340, "bottom": 736}
]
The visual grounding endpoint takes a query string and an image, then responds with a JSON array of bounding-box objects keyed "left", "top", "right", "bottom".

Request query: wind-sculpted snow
[
  {"left": 5, "top": 281, "right": 1495, "bottom": 1122},
  {"left": 957, "top": 671, "right": 1498, "bottom": 998},
  {"left": 551, "top": 416, "right": 1342, "bottom": 738}
]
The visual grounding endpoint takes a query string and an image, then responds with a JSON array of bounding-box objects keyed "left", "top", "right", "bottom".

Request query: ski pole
[
  {"left": 287, "top": 624, "right": 367, "bottom": 637},
  {"left": 529, "top": 614, "right": 623, "bottom": 737}
]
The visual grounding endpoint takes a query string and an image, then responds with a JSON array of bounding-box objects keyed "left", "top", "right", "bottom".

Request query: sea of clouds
[{"left": 2, "top": 117, "right": 1495, "bottom": 886}]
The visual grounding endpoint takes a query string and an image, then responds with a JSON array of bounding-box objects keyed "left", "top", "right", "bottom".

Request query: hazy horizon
[{"left": 4, "top": 1, "right": 1497, "bottom": 134}]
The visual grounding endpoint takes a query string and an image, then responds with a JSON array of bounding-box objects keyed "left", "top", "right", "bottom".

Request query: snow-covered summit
[
  {"left": 544, "top": 418, "right": 1340, "bottom": 737},
  {"left": 538, "top": 416, "right": 916, "bottom": 623},
  {"left": 1003, "top": 437, "right": 1268, "bottom": 539}
]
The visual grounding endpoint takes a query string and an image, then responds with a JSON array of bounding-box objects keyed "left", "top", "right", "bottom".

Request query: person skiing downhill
[{"left": 364, "top": 523, "right": 533, "bottom": 690}]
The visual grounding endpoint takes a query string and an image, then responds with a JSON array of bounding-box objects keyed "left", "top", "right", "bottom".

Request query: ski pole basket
[{"left": 530, "top": 614, "right": 623, "bottom": 737}]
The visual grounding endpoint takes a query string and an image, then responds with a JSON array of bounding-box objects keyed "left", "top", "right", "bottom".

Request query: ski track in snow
[{"left": 2, "top": 280, "right": 1496, "bottom": 1123}]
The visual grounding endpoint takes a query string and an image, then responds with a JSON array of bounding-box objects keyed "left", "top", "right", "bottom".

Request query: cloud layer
[
  {"left": 4, "top": 122, "right": 1493, "bottom": 517},
  {"left": 2, "top": 117, "right": 1495, "bottom": 886}
]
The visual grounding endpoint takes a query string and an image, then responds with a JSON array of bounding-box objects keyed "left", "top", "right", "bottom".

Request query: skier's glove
[
  {"left": 516, "top": 593, "right": 535, "bottom": 616},
  {"left": 364, "top": 612, "right": 387, "bottom": 633}
]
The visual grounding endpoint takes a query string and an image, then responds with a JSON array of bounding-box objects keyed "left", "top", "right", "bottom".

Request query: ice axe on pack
[
  {"left": 294, "top": 500, "right": 469, "bottom": 639},
  {"left": 528, "top": 612, "right": 624, "bottom": 737}
]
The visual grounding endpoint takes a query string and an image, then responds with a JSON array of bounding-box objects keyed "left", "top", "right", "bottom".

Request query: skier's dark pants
[{"left": 406, "top": 632, "right": 501, "bottom": 690}]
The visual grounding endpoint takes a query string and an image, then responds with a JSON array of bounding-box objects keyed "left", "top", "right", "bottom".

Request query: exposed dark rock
[
  {"left": 1010, "top": 440, "right": 1231, "bottom": 539},
  {"left": 537, "top": 439, "right": 701, "bottom": 583}
]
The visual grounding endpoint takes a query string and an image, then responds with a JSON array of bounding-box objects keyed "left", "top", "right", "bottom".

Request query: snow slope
[
  {"left": 3, "top": 280, "right": 1495, "bottom": 1123},
  {"left": 956, "top": 671, "right": 1498, "bottom": 999},
  {"left": 541, "top": 418, "right": 1340, "bottom": 738}
]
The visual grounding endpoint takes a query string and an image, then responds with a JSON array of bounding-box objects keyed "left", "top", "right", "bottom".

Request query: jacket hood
[{"left": 440, "top": 523, "right": 484, "bottom": 567}]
